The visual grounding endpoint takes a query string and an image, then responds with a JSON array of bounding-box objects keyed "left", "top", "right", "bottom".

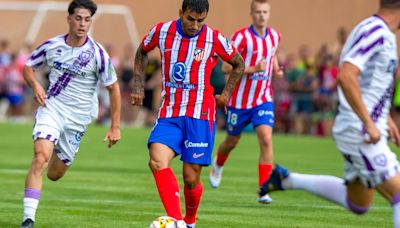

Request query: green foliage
[{"left": 0, "top": 123, "right": 394, "bottom": 227}]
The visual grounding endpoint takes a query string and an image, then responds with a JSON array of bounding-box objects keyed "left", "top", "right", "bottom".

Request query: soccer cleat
[
  {"left": 257, "top": 193, "right": 273, "bottom": 204},
  {"left": 186, "top": 223, "right": 195, "bottom": 228},
  {"left": 209, "top": 157, "right": 223, "bottom": 189},
  {"left": 258, "top": 164, "right": 290, "bottom": 197},
  {"left": 20, "top": 218, "right": 34, "bottom": 228}
]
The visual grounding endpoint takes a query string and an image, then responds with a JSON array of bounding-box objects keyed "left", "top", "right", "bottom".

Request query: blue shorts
[
  {"left": 226, "top": 102, "right": 274, "bottom": 136},
  {"left": 148, "top": 117, "right": 216, "bottom": 166},
  {"left": 7, "top": 94, "right": 23, "bottom": 106}
]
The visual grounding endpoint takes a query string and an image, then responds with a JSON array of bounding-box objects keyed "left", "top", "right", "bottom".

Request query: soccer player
[
  {"left": 20, "top": 0, "right": 121, "bottom": 227},
  {"left": 131, "top": 0, "right": 245, "bottom": 227},
  {"left": 259, "top": 0, "right": 400, "bottom": 226},
  {"left": 209, "top": 0, "right": 283, "bottom": 204}
]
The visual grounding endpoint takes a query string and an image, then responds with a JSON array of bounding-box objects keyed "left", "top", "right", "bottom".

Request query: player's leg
[
  {"left": 252, "top": 102, "right": 275, "bottom": 203},
  {"left": 22, "top": 110, "right": 61, "bottom": 226},
  {"left": 148, "top": 118, "right": 184, "bottom": 220},
  {"left": 183, "top": 163, "right": 203, "bottom": 227},
  {"left": 209, "top": 107, "right": 248, "bottom": 188},
  {"left": 46, "top": 151, "right": 68, "bottom": 181},
  {"left": 182, "top": 117, "right": 215, "bottom": 227},
  {"left": 22, "top": 139, "right": 54, "bottom": 226},
  {"left": 376, "top": 169, "right": 400, "bottom": 226},
  {"left": 209, "top": 134, "right": 240, "bottom": 188}
]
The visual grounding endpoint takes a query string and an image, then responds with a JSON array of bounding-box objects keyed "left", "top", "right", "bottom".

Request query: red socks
[
  {"left": 184, "top": 182, "right": 203, "bottom": 224},
  {"left": 259, "top": 164, "right": 273, "bottom": 187},
  {"left": 153, "top": 168, "right": 183, "bottom": 220},
  {"left": 216, "top": 152, "right": 230, "bottom": 166}
]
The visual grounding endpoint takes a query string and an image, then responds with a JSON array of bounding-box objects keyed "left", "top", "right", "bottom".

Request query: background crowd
[{"left": 1, "top": 26, "right": 399, "bottom": 137}]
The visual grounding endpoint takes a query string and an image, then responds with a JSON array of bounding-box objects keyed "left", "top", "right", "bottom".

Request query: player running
[
  {"left": 259, "top": 0, "right": 400, "bottom": 227},
  {"left": 20, "top": 1, "right": 121, "bottom": 227},
  {"left": 209, "top": 0, "right": 283, "bottom": 204}
]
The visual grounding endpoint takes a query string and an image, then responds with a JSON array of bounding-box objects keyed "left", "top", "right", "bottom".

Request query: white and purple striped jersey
[
  {"left": 26, "top": 34, "right": 117, "bottom": 125},
  {"left": 333, "top": 15, "right": 398, "bottom": 142}
]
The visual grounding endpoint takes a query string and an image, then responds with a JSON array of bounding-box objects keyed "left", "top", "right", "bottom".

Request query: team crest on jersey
[
  {"left": 194, "top": 48, "right": 205, "bottom": 62},
  {"left": 78, "top": 50, "right": 94, "bottom": 65}
]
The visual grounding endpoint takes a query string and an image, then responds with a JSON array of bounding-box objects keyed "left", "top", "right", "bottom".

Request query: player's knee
[
  {"left": 47, "top": 171, "right": 64, "bottom": 181},
  {"left": 148, "top": 159, "right": 167, "bottom": 173},
  {"left": 32, "top": 152, "right": 50, "bottom": 167},
  {"left": 183, "top": 175, "right": 199, "bottom": 188},
  {"left": 259, "top": 134, "right": 272, "bottom": 147}
]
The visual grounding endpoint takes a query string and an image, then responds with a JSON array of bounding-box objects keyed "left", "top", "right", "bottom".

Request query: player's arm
[
  {"left": 131, "top": 44, "right": 148, "bottom": 106},
  {"left": 217, "top": 52, "right": 245, "bottom": 108},
  {"left": 22, "top": 65, "right": 46, "bottom": 107},
  {"left": 222, "top": 58, "right": 266, "bottom": 75},
  {"left": 272, "top": 55, "right": 284, "bottom": 78},
  {"left": 337, "top": 62, "right": 380, "bottom": 143},
  {"left": 104, "top": 81, "right": 121, "bottom": 148}
]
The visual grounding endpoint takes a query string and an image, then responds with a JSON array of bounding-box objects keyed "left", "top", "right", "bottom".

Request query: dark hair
[
  {"left": 182, "top": 0, "right": 209, "bottom": 13},
  {"left": 68, "top": 0, "right": 97, "bottom": 16},
  {"left": 380, "top": 0, "right": 400, "bottom": 9}
]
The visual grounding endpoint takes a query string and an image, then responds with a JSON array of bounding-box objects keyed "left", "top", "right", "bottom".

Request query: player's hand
[
  {"left": 273, "top": 67, "right": 284, "bottom": 78},
  {"left": 388, "top": 119, "right": 400, "bottom": 147},
  {"left": 33, "top": 82, "right": 47, "bottom": 107},
  {"left": 103, "top": 127, "right": 121, "bottom": 148},
  {"left": 215, "top": 94, "right": 228, "bottom": 114},
  {"left": 255, "top": 59, "right": 267, "bottom": 72},
  {"left": 131, "top": 87, "right": 144, "bottom": 106},
  {"left": 364, "top": 122, "right": 381, "bottom": 144}
]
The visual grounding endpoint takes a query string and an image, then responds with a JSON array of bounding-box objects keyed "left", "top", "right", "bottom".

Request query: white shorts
[
  {"left": 33, "top": 107, "right": 87, "bottom": 166},
  {"left": 335, "top": 138, "right": 400, "bottom": 188}
]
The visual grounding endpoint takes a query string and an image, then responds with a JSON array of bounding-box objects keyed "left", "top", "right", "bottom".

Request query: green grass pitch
[{"left": 0, "top": 123, "right": 395, "bottom": 227}]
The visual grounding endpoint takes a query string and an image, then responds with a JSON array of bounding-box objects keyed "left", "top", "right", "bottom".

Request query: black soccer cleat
[{"left": 20, "top": 218, "right": 34, "bottom": 228}]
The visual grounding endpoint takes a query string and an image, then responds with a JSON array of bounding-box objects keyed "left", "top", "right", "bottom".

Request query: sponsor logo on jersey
[
  {"left": 184, "top": 140, "right": 209, "bottom": 148},
  {"left": 53, "top": 61, "right": 86, "bottom": 77},
  {"left": 194, "top": 48, "right": 205, "bottom": 62},
  {"left": 167, "top": 62, "right": 197, "bottom": 89}
]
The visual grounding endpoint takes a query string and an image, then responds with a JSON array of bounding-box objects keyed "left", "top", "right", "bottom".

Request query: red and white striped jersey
[
  {"left": 141, "top": 19, "right": 236, "bottom": 121},
  {"left": 228, "top": 25, "right": 281, "bottom": 109}
]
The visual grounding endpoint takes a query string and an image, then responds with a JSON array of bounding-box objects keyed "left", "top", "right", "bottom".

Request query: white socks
[
  {"left": 23, "top": 198, "right": 39, "bottom": 221},
  {"left": 282, "top": 173, "right": 347, "bottom": 208}
]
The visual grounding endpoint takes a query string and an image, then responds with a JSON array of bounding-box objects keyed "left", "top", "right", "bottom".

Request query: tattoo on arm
[
  {"left": 221, "top": 53, "right": 245, "bottom": 98},
  {"left": 132, "top": 44, "right": 148, "bottom": 94}
]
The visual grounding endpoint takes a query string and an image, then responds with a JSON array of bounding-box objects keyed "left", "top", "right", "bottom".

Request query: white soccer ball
[{"left": 148, "top": 216, "right": 186, "bottom": 228}]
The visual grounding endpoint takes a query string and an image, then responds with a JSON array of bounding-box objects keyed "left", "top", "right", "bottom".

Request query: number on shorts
[{"left": 227, "top": 111, "right": 238, "bottom": 125}]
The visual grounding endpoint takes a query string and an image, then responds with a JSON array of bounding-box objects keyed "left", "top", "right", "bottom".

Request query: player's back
[{"left": 334, "top": 15, "right": 398, "bottom": 142}]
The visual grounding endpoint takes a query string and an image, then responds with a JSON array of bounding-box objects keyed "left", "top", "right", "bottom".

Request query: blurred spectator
[
  {"left": 330, "top": 26, "right": 348, "bottom": 60},
  {"left": 314, "top": 54, "right": 338, "bottom": 136},
  {"left": 272, "top": 65, "right": 292, "bottom": 134},
  {"left": 291, "top": 65, "right": 319, "bottom": 134},
  {"left": 0, "top": 39, "right": 12, "bottom": 120},
  {"left": 119, "top": 44, "right": 137, "bottom": 124},
  {"left": 210, "top": 58, "right": 226, "bottom": 130},
  {"left": 5, "top": 53, "right": 25, "bottom": 122},
  {"left": 143, "top": 58, "right": 162, "bottom": 127},
  {"left": 296, "top": 44, "right": 316, "bottom": 74}
]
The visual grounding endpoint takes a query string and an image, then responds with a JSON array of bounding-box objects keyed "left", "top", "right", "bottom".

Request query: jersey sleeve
[
  {"left": 231, "top": 31, "right": 246, "bottom": 53},
  {"left": 95, "top": 43, "right": 118, "bottom": 87},
  {"left": 141, "top": 23, "right": 161, "bottom": 53},
  {"left": 25, "top": 40, "right": 53, "bottom": 69},
  {"left": 214, "top": 31, "right": 236, "bottom": 62},
  {"left": 341, "top": 29, "right": 385, "bottom": 71}
]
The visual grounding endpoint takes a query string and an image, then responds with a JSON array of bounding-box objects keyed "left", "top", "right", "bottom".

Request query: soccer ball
[{"left": 148, "top": 216, "right": 186, "bottom": 228}]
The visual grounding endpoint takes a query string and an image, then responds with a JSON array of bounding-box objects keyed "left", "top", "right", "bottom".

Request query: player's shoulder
[
  {"left": 232, "top": 27, "right": 249, "bottom": 36},
  {"left": 36, "top": 34, "right": 65, "bottom": 49}
]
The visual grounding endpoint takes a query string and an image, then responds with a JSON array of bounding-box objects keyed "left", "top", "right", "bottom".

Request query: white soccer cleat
[
  {"left": 209, "top": 157, "right": 223, "bottom": 189},
  {"left": 258, "top": 193, "right": 273, "bottom": 204}
]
